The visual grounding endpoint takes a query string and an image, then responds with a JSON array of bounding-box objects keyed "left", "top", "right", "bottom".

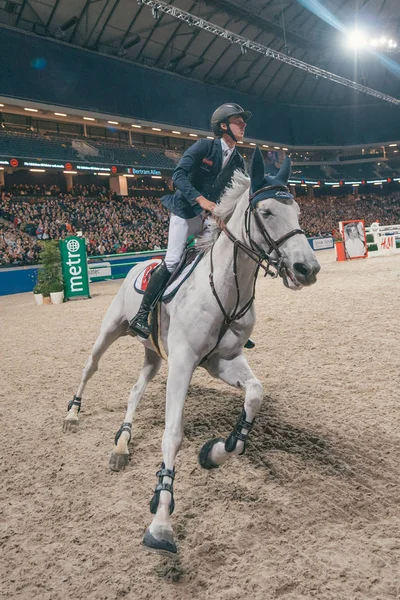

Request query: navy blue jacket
[{"left": 161, "top": 138, "right": 246, "bottom": 219}]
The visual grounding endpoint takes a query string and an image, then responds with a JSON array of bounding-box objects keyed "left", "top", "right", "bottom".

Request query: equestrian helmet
[{"left": 211, "top": 103, "right": 252, "bottom": 137}]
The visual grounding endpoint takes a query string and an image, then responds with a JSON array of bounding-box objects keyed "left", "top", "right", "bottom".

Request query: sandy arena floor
[{"left": 1, "top": 249, "right": 399, "bottom": 600}]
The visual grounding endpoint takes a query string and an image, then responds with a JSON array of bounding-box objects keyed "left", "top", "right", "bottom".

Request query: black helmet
[{"left": 211, "top": 103, "right": 252, "bottom": 137}]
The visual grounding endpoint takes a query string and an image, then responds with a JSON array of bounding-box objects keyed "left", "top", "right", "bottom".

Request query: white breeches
[{"left": 164, "top": 213, "right": 209, "bottom": 273}]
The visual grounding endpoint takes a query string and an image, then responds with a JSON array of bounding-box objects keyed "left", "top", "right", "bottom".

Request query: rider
[{"left": 129, "top": 103, "right": 254, "bottom": 345}]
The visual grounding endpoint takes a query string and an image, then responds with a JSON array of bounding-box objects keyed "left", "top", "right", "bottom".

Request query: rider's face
[{"left": 221, "top": 116, "right": 246, "bottom": 141}]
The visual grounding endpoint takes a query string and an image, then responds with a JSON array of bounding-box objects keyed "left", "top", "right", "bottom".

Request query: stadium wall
[{"left": 1, "top": 27, "right": 400, "bottom": 147}]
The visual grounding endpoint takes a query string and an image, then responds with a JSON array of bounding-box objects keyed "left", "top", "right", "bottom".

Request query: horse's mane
[{"left": 196, "top": 169, "right": 250, "bottom": 253}]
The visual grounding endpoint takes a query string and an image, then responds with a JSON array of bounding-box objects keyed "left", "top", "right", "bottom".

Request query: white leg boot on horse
[
  {"left": 199, "top": 354, "right": 263, "bottom": 468},
  {"left": 142, "top": 350, "right": 197, "bottom": 556},
  {"left": 109, "top": 348, "right": 162, "bottom": 471}
]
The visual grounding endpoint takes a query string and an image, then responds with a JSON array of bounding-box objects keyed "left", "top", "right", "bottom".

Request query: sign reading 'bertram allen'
[{"left": 60, "top": 236, "right": 90, "bottom": 299}]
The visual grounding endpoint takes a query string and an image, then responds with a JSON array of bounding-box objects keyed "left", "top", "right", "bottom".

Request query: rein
[{"left": 203, "top": 185, "right": 306, "bottom": 359}]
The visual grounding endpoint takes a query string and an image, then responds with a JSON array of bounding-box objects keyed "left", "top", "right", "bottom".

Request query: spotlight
[
  {"left": 151, "top": 7, "right": 159, "bottom": 20},
  {"left": 346, "top": 29, "right": 367, "bottom": 50},
  {"left": 240, "top": 45, "right": 247, "bottom": 55}
]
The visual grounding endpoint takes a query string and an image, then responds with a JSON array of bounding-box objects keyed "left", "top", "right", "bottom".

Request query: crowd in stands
[
  {"left": 299, "top": 192, "right": 400, "bottom": 237},
  {"left": 0, "top": 184, "right": 169, "bottom": 266},
  {"left": 1, "top": 182, "right": 400, "bottom": 267}
]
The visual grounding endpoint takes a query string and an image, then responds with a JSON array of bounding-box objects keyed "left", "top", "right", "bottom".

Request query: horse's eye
[{"left": 261, "top": 210, "right": 273, "bottom": 218}]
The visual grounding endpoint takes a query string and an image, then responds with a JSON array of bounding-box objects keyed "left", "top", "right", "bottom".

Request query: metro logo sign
[{"left": 60, "top": 236, "right": 90, "bottom": 299}]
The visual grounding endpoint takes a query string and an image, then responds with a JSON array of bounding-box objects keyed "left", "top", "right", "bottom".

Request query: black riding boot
[{"left": 129, "top": 262, "right": 171, "bottom": 338}]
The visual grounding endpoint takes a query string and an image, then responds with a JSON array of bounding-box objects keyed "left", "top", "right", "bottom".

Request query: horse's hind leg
[
  {"left": 63, "top": 320, "right": 125, "bottom": 433},
  {"left": 199, "top": 353, "right": 263, "bottom": 469},
  {"left": 109, "top": 347, "right": 162, "bottom": 471}
]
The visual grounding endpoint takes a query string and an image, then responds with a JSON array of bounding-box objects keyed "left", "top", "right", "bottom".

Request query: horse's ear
[
  {"left": 250, "top": 146, "right": 265, "bottom": 192},
  {"left": 276, "top": 155, "right": 291, "bottom": 185}
]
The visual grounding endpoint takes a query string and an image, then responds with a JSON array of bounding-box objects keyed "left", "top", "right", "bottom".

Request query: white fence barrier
[{"left": 366, "top": 222, "right": 400, "bottom": 258}]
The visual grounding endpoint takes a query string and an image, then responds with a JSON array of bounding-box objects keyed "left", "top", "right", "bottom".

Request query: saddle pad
[
  {"left": 133, "top": 261, "right": 162, "bottom": 293},
  {"left": 133, "top": 254, "right": 202, "bottom": 301}
]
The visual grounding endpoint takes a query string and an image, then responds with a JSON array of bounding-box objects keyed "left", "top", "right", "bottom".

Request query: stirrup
[{"left": 129, "top": 311, "right": 151, "bottom": 338}]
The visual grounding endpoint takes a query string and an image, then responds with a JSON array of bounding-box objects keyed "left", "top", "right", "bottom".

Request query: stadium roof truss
[{"left": 1, "top": 0, "right": 400, "bottom": 107}]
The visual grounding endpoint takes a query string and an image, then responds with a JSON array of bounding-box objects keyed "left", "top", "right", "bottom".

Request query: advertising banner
[{"left": 60, "top": 237, "right": 90, "bottom": 299}]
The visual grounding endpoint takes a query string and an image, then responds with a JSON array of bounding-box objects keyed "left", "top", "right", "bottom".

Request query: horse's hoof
[
  {"left": 198, "top": 437, "right": 223, "bottom": 469},
  {"left": 62, "top": 418, "right": 78, "bottom": 433},
  {"left": 109, "top": 452, "right": 129, "bottom": 472},
  {"left": 142, "top": 528, "right": 177, "bottom": 557}
]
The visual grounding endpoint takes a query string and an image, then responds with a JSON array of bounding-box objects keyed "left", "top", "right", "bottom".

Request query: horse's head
[{"left": 248, "top": 147, "right": 320, "bottom": 289}]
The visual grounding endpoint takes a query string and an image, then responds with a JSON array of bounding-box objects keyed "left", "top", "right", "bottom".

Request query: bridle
[
  {"left": 245, "top": 184, "right": 306, "bottom": 278},
  {"left": 204, "top": 184, "right": 306, "bottom": 358}
]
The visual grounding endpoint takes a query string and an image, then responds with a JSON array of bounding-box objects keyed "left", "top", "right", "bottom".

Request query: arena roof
[{"left": 1, "top": 0, "right": 400, "bottom": 108}]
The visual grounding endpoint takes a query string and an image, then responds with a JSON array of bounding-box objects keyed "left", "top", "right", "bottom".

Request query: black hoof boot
[
  {"left": 198, "top": 438, "right": 224, "bottom": 469},
  {"left": 244, "top": 338, "right": 255, "bottom": 349},
  {"left": 142, "top": 528, "right": 177, "bottom": 556}
]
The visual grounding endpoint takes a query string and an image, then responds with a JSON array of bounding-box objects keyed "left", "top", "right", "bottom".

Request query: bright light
[
  {"left": 346, "top": 29, "right": 367, "bottom": 50},
  {"left": 55, "top": 112, "right": 67, "bottom": 116},
  {"left": 282, "top": 147, "right": 288, "bottom": 151},
  {"left": 0, "top": 104, "right": 4, "bottom": 107},
  {"left": 152, "top": 127, "right": 161, "bottom": 131},
  {"left": 207, "top": 136, "right": 214, "bottom": 139},
  {"left": 97, "top": 173, "right": 109, "bottom": 176},
  {"left": 30, "top": 168, "right": 45, "bottom": 172},
  {"left": 237, "top": 141, "right": 244, "bottom": 144},
  {"left": 108, "top": 121, "right": 119, "bottom": 125},
  {"left": 189, "top": 133, "right": 198, "bottom": 137},
  {"left": 389, "top": 143, "right": 397, "bottom": 147},
  {"left": 24, "top": 107, "right": 38, "bottom": 112},
  {"left": 262, "top": 144, "right": 269, "bottom": 148},
  {"left": 151, "top": 176, "right": 162, "bottom": 179},
  {"left": 63, "top": 170, "right": 77, "bottom": 174},
  {"left": 83, "top": 117, "right": 95, "bottom": 121},
  {"left": 274, "top": 146, "right": 280, "bottom": 149},
  {"left": 131, "top": 124, "right": 142, "bottom": 128},
  {"left": 172, "top": 131, "right": 181, "bottom": 134},
  {"left": 123, "top": 174, "right": 136, "bottom": 177}
]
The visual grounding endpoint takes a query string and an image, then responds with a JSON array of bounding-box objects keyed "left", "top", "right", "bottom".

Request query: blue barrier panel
[
  {"left": 0, "top": 251, "right": 166, "bottom": 295},
  {"left": 0, "top": 266, "right": 39, "bottom": 296}
]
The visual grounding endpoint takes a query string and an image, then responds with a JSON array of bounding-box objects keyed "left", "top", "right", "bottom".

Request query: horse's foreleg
[
  {"left": 109, "top": 347, "right": 162, "bottom": 471},
  {"left": 142, "top": 351, "right": 196, "bottom": 556},
  {"left": 199, "top": 354, "right": 263, "bottom": 469},
  {"left": 63, "top": 320, "right": 125, "bottom": 432}
]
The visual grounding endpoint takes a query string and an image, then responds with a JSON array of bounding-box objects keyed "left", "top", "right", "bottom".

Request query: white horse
[{"left": 63, "top": 148, "right": 320, "bottom": 556}]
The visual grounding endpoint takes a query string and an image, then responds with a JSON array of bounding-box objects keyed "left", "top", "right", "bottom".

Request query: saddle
[{"left": 133, "top": 246, "right": 202, "bottom": 302}]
